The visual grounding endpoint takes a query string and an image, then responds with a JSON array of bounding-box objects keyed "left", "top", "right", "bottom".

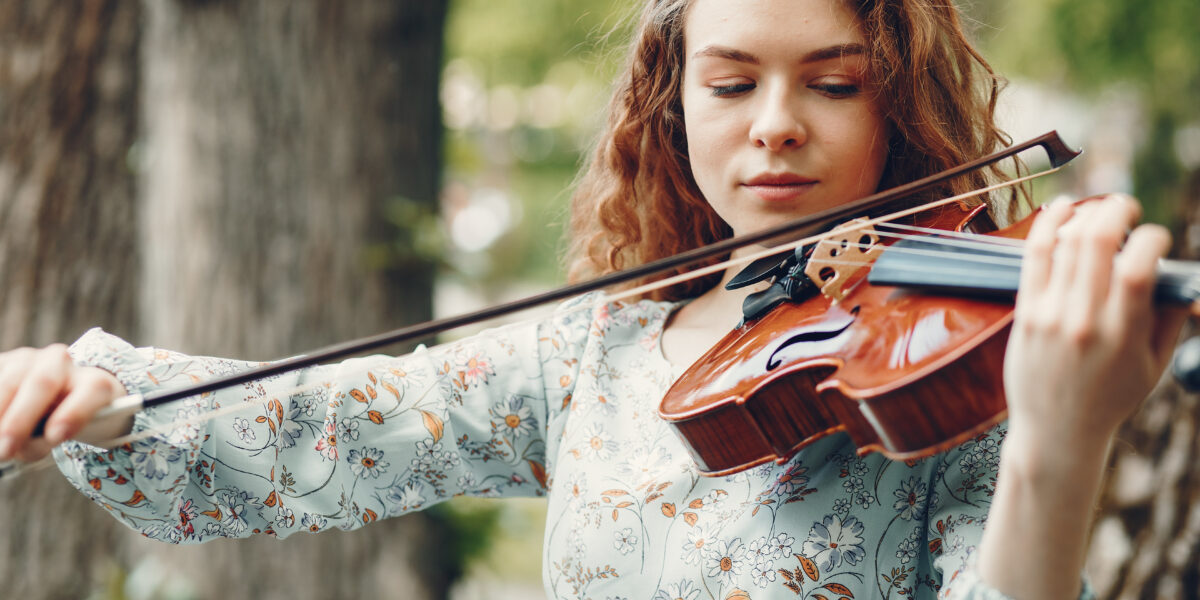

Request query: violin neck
[{"left": 868, "top": 237, "right": 1200, "bottom": 307}]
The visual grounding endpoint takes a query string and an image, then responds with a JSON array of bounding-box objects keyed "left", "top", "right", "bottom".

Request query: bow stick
[{"left": 0, "top": 131, "right": 1080, "bottom": 481}]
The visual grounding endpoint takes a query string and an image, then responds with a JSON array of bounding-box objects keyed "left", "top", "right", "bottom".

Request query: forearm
[{"left": 976, "top": 424, "right": 1111, "bottom": 599}]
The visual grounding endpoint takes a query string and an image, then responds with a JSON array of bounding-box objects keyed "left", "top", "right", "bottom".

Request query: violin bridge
[{"left": 804, "top": 217, "right": 884, "bottom": 302}]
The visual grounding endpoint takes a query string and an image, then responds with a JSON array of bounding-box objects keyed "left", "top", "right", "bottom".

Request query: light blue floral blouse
[{"left": 56, "top": 295, "right": 1088, "bottom": 600}]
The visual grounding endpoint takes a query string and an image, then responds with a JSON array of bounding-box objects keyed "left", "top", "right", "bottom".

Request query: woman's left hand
[
  {"left": 978, "top": 193, "right": 1187, "bottom": 600},
  {"left": 1004, "top": 193, "right": 1187, "bottom": 460}
]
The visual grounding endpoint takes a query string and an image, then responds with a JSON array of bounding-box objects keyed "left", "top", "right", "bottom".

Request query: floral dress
[{"left": 56, "top": 295, "right": 1090, "bottom": 600}]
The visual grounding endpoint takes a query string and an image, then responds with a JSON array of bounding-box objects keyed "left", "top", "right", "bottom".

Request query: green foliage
[
  {"left": 981, "top": 0, "right": 1200, "bottom": 220},
  {"left": 425, "top": 499, "right": 504, "bottom": 582},
  {"left": 441, "top": 0, "right": 637, "bottom": 288},
  {"left": 446, "top": 0, "right": 634, "bottom": 87}
]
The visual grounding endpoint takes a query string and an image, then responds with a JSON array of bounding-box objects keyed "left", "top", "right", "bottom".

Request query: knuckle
[
  {"left": 1016, "top": 309, "right": 1058, "bottom": 337},
  {"left": 1063, "top": 319, "right": 1098, "bottom": 348},
  {"left": 1084, "top": 228, "right": 1124, "bottom": 253},
  {"left": 80, "top": 368, "right": 121, "bottom": 395},
  {"left": 50, "top": 410, "right": 83, "bottom": 432},
  {"left": 41, "top": 343, "right": 72, "bottom": 363},
  {"left": 26, "top": 371, "right": 60, "bottom": 390},
  {"left": 1024, "top": 232, "right": 1055, "bottom": 258},
  {"left": 1115, "top": 263, "right": 1154, "bottom": 295},
  {"left": 0, "top": 347, "right": 35, "bottom": 366}
]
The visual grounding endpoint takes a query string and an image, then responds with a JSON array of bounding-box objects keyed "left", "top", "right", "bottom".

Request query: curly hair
[{"left": 566, "top": 0, "right": 1014, "bottom": 301}]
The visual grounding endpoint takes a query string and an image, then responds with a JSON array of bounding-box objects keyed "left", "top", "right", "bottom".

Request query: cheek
[{"left": 839, "top": 115, "right": 890, "bottom": 190}]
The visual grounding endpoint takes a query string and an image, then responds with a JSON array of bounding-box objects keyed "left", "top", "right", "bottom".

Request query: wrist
[{"left": 1002, "top": 418, "right": 1114, "bottom": 480}]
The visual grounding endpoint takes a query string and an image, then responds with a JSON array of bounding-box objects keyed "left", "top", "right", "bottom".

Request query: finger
[
  {"left": 14, "top": 437, "right": 55, "bottom": 462},
  {"left": 1017, "top": 201, "right": 1075, "bottom": 321},
  {"left": 1066, "top": 195, "right": 1142, "bottom": 320},
  {"left": 1109, "top": 223, "right": 1172, "bottom": 335},
  {"left": 0, "top": 348, "right": 35, "bottom": 421},
  {"left": 43, "top": 369, "right": 123, "bottom": 443},
  {"left": 1043, "top": 210, "right": 1084, "bottom": 311},
  {"left": 0, "top": 345, "right": 72, "bottom": 460}
]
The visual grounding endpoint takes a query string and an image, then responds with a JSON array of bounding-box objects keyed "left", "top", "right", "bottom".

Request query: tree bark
[
  {"left": 0, "top": 0, "right": 452, "bottom": 598},
  {"left": 131, "top": 1, "right": 451, "bottom": 598},
  {"left": 0, "top": 2, "right": 142, "bottom": 599}
]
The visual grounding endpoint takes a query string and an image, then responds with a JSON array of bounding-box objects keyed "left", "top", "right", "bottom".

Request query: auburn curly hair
[{"left": 566, "top": 0, "right": 1015, "bottom": 301}]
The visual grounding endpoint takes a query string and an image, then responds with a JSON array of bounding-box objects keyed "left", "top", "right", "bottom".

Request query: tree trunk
[
  {"left": 0, "top": 2, "right": 142, "bottom": 599},
  {"left": 131, "top": 1, "right": 451, "bottom": 599},
  {"left": 1088, "top": 169, "right": 1200, "bottom": 599},
  {"left": 0, "top": 0, "right": 452, "bottom": 598}
]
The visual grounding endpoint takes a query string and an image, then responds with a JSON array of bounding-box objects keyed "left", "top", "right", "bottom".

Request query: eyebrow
[{"left": 692, "top": 43, "right": 866, "bottom": 65}]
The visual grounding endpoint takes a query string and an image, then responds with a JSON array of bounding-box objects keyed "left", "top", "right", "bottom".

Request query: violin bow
[{"left": 0, "top": 131, "right": 1079, "bottom": 480}]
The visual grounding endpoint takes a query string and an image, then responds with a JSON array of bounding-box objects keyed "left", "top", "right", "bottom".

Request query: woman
[{"left": 0, "top": 0, "right": 1183, "bottom": 598}]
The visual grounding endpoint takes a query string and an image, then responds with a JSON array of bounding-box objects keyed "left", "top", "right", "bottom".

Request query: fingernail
[{"left": 0, "top": 436, "right": 14, "bottom": 460}]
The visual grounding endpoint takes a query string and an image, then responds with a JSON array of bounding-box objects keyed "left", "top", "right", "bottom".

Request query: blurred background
[{"left": 0, "top": 0, "right": 1197, "bottom": 598}]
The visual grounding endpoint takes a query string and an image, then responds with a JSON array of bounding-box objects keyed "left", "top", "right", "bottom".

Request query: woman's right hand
[{"left": 0, "top": 344, "right": 127, "bottom": 462}]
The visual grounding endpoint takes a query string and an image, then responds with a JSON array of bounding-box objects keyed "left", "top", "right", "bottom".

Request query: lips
[
  {"left": 744, "top": 173, "right": 817, "bottom": 186},
  {"left": 742, "top": 173, "right": 817, "bottom": 202}
]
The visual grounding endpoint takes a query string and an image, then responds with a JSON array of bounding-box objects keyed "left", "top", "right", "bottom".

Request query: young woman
[{"left": 0, "top": 0, "right": 1184, "bottom": 598}]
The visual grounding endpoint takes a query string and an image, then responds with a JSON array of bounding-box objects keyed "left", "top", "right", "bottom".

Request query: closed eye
[
  {"left": 811, "top": 83, "right": 860, "bottom": 98},
  {"left": 711, "top": 83, "right": 755, "bottom": 98}
]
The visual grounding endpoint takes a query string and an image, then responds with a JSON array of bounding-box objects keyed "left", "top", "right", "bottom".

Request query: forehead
[{"left": 683, "top": 0, "right": 864, "bottom": 54}]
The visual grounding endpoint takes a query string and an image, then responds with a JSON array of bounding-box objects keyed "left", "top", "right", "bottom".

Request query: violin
[{"left": 658, "top": 196, "right": 1200, "bottom": 476}]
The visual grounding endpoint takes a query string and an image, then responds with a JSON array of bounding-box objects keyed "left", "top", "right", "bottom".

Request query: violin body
[{"left": 659, "top": 200, "right": 1035, "bottom": 476}]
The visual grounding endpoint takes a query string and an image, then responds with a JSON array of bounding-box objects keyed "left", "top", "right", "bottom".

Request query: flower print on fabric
[
  {"left": 232, "top": 417, "right": 256, "bottom": 443},
  {"left": 130, "top": 443, "right": 182, "bottom": 480},
  {"left": 55, "top": 300, "right": 1056, "bottom": 600},
  {"left": 801, "top": 514, "right": 867, "bottom": 572},
  {"left": 613, "top": 528, "right": 638, "bottom": 555},
  {"left": 652, "top": 580, "right": 700, "bottom": 600},
  {"left": 315, "top": 420, "right": 338, "bottom": 461},
  {"left": 703, "top": 537, "right": 747, "bottom": 588},
  {"left": 577, "top": 423, "right": 618, "bottom": 462},
  {"left": 894, "top": 476, "right": 930, "bottom": 521},
  {"left": 491, "top": 395, "right": 536, "bottom": 438},
  {"left": 347, "top": 447, "right": 389, "bottom": 479}
]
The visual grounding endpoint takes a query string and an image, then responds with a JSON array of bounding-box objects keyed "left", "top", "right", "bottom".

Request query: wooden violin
[{"left": 658, "top": 196, "right": 1200, "bottom": 476}]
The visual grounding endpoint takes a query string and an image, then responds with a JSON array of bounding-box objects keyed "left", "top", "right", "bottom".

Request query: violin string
[
  {"left": 1, "top": 164, "right": 1064, "bottom": 482},
  {"left": 805, "top": 256, "right": 1018, "bottom": 279},
  {"left": 874, "top": 222, "right": 1027, "bottom": 249},
  {"left": 828, "top": 229, "right": 1027, "bottom": 260}
]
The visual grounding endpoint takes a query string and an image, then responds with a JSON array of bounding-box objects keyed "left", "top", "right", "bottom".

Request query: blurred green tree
[
  {"left": 982, "top": 0, "right": 1200, "bottom": 222},
  {"left": 440, "top": 0, "right": 635, "bottom": 291}
]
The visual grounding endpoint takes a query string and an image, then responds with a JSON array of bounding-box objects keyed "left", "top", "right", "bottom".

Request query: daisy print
[
  {"left": 315, "top": 420, "right": 338, "bottom": 461},
  {"left": 491, "top": 395, "right": 536, "bottom": 438},
  {"left": 578, "top": 423, "right": 618, "bottom": 461},
  {"left": 681, "top": 527, "right": 712, "bottom": 566},
  {"left": 702, "top": 537, "right": 746, "bottom": 588},
  {"left": 801, "top": 514, "right": 867, "bottom": 571},
  {"left": 455, "top": 348, "right": 495, "bottom": 389},
  {"left": 347, "top": 447, "right": 389, "bottom": 479},
  {"left": 893, "top": 476, "right": 929, "bottom": 521},
  {"left": 653, "top": 579, "right": 700, "bottom": 600}
]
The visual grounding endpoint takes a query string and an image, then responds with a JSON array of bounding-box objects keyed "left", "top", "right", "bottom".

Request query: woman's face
[{"left": 681, "top": 0, "right": 889, "bottom": 239}]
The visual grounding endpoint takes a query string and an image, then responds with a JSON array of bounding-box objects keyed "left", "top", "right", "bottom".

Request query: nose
[{"left": 748, "top": 85, "right": 806, "bottom": 152}]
